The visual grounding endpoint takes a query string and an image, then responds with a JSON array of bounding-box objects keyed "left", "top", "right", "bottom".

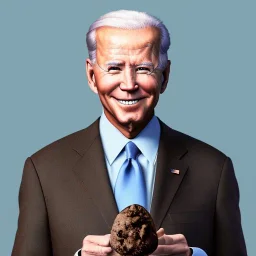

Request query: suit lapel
[
  {"left": 73, "top": 120, "right": 118, "bottom": 229},
  {"left": 72, "top": 118, "right": 189, "bottom": 231},
  {"left": 151, "top": 120, "right": 188, "bottom": 230}
]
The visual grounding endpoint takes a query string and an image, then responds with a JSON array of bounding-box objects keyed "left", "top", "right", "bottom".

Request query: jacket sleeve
[
  {"left": 214, "top": 157, "right": 247, "bottom": 255},
  {"left": 12, "top": 157, "right": 52, "bottom": 256}
]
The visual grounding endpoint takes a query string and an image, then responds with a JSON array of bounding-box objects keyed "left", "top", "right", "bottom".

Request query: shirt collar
[{"left": 99, "top": 112, "right": 160, "bottom": 165}]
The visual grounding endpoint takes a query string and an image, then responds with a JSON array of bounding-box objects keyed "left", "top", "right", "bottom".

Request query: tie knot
[{"left": 125, "top": 141, "right": 140, "bottom": 160}]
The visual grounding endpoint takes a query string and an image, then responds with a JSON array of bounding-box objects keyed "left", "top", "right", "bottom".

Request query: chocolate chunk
[{"left": 110, "top": 204, "right": 158, "bottom": 256}]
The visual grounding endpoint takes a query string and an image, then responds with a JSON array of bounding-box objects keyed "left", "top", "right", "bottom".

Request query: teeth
[{"left": 118, "top": 100, "right": 139, "bottom": 105}]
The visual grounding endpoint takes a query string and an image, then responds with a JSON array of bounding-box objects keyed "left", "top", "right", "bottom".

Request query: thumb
[{"left": 156, "top": 228, "right": 165, "bottom": 238}]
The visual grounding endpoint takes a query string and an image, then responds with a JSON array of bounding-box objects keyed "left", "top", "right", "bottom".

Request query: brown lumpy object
[{"left": 110, "top": 204, "right": 158, "bottom": 256}]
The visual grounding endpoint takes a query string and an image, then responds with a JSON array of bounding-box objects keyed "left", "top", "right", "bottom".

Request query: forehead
[{"left": 95, "top": 26, "right": 161, "bottom": 64}]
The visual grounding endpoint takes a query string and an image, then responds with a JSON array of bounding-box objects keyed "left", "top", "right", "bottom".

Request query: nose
[{"left": 119, "top": 67, "right": 138, "bottom": 91}]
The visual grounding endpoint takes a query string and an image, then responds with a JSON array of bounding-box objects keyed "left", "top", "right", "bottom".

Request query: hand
[
  {"left": 82, "top": 234, "right": 113, "bottom": 256},
  {"left": 150, "top": 228, "right": 191, "bottom": 256},
  {"left": 81, "top": 228, "right": 166, "bottom": 256}
]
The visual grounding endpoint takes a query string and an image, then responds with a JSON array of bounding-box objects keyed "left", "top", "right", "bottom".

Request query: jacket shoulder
[
  {"left": 176, "top": 129, "right": 226, "bottom": 158},
  {"left": 30, "top": 118, "right": 100, "bottom": 163},
  {"left": 160, "top": 120, "right": 228, "bottom": 161}
]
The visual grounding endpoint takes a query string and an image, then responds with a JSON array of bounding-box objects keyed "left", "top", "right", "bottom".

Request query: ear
[
  {"left": 86, "top": 58, "right": 98, "bottom": 94},
  {"left": 160, "top": 60, "right": 171, "bottom": 94}
]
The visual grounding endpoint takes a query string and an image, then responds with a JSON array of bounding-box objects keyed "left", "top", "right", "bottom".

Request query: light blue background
[{"left": 1, "top": 0, "right": 255, "bottom": 255}]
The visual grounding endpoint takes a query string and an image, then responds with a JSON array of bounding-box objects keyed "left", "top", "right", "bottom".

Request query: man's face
[{"left": 86, "top": 26, "right": 170, "bottom": 138}]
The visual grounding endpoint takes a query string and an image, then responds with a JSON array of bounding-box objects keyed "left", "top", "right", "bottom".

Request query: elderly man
[{"left": 12, "top": 10, "right": 247, "bottom": 256}]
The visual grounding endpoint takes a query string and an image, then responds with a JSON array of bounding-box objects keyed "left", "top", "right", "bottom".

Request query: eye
[
  {"left": 136, "top": 66, "right": 152, "bottom": 74},
  {"left": 108, "top": 66, "right": 121, "bottom": 72}
]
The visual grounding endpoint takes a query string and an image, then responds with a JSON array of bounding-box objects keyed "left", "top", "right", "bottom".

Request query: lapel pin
[{"left": 170, "top": 169, "right": 180, "bottom": 175}]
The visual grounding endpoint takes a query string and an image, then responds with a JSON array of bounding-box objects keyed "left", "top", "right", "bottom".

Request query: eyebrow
[
  {"left": 135, "top": 62, "right": 154, "bottom": 67},
  {"left": 105, "top": 61, "right": 154, "bottom": 67},
  {"left": 105, "top": 61, "right": 124, "bottom": 66}
]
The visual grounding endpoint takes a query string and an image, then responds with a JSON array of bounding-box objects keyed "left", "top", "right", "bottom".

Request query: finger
[
  {"left": 151, "top": 244, "right": 189, "bottom": 256},
  {"left": 84, "top": 234, "right": 111, "bottom": 246},
  {"left": 151, "top": 244, "right": 175, "bottom": 255},
  {"left": 167, "top": 234, "right": 187, "bottom": 244},
  {"left": 157, "top": 234, "right": 174, "bottom": 245},
  {"left": 158, "top": 233, "right": 186, "bottom": 245},
  {"left": 151, "top": 234, "right": 189, "bottom": 256},
  {"left": 82, "top": 241, "right": 112, "bottom": 256},
  {"left": 156, "top": 228, "right": 165, "bottom": 238}
]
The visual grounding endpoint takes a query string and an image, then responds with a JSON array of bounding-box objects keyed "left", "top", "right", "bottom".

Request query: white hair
[{"left": 86, "top": 10, "right": 171, "bottom": 70}]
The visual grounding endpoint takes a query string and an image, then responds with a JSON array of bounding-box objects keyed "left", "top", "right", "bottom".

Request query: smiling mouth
[{"left": 117, "top": 99, "right": 140, "bottom": 105}]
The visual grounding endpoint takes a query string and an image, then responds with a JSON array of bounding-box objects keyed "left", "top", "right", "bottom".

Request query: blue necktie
[{"left": 114, "top": 141, "right": 147, "bottom": 212}]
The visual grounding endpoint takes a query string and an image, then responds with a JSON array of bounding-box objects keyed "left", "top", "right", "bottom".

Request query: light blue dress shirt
[
  {"left": 74, "top": 113, "right": 208, "bottom": 256},
  {"left": 99, "top": 112, "right": 160, "bottom": 212},
  {"left": 98, "top": 112, "right": 207, "bottom": 256}
]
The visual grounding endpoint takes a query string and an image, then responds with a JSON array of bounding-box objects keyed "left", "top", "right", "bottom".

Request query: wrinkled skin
[{"left": 86, "top": 26, "right": 170, "bottom": 138}]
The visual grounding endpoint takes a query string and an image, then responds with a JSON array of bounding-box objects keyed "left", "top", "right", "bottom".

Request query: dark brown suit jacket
[{"left": 12, "top": 118, "right": 247, "bottom": 256}]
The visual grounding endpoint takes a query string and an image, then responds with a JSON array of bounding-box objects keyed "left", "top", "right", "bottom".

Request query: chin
[
  {"left": 120, "top": 115, "right": 153, "bottom": 132},
  {"left": 117, "top": 113, "right": 142, "bottom": 125},
  {"left": 106, "top": 107, "right": 153, "bottom": 128}
]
